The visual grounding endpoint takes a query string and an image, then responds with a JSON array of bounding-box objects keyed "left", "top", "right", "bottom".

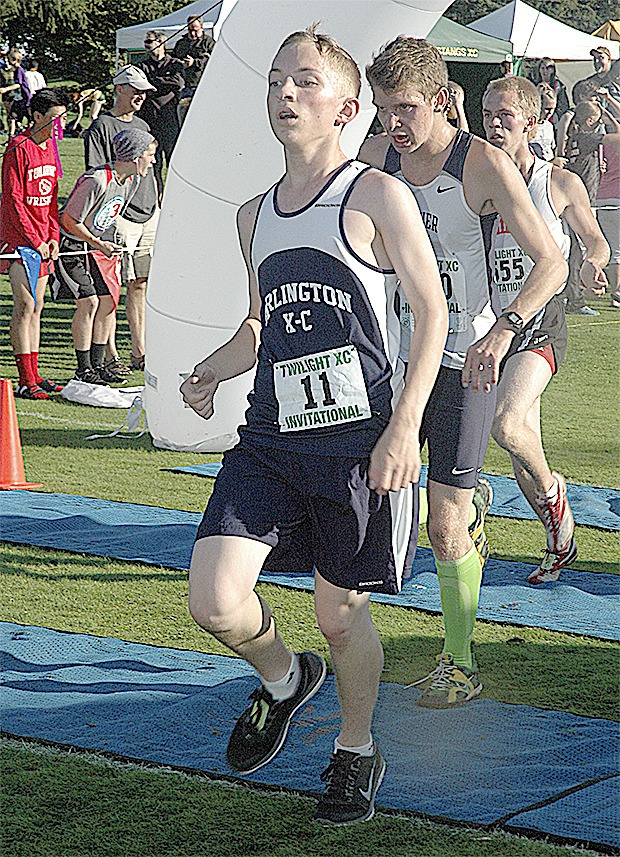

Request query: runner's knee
[{"left": 316, "top": 598, "right": 366, "bottom": 649}]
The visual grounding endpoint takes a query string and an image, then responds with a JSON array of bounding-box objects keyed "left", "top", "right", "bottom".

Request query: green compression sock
[{"left": 435, "top": 544, "right": 482, "bottom": 669}]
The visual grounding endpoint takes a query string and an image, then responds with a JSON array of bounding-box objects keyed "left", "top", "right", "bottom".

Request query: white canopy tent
[
  {"left": 468, "top": 0, "right": 619, "bottom": 60},
  {"left": 144, "top": 0, "right": 453, "bottom": 453},
  {"left": 115, "top": 0, "right": 237, "bottom": 57}
]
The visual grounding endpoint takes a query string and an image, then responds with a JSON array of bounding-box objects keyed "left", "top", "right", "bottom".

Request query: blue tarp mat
[
  {"left": 507, "top": 776, "right": 620, "bottom": 851},
  {"left": 1, "top": 622, "right": 617, "bottom": 849},
  {"left": 1, "top": 491, "right": 618, "bottom": 640},
  {"left": 165, "top": 462, "right": 620, "bottom": 532}
]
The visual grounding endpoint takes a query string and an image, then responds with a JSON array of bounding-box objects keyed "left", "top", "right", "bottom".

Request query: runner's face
[
  {"left": 372, "top": 85, "right": 438, "bottom": 153},
  {"left": 136, "top": 142, "right": 157, "bottom": 176},
  {"left": 482, "top": 91, "right": 531, "bottom": 156},
  {"left": 267, "top": 43, "right": 353, "bottom": 147}
]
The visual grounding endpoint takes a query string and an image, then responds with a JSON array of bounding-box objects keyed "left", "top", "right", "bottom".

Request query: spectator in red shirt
[{"left": 0, "top": 88, "right": 67, "bottom": 398}]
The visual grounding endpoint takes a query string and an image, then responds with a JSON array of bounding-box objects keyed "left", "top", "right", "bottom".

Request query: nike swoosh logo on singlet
[{"left": 437, "top": 185, "right": 455, "bottom": 193}]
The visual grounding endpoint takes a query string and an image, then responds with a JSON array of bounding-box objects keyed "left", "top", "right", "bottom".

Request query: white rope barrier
[{"left": 0, "top": 246, "right": 154, "bottom": 260}]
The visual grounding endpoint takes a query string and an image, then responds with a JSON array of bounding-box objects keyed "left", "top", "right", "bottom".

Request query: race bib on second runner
[{"left": 273, "top": 345, "right": 371, "bottom": 432}]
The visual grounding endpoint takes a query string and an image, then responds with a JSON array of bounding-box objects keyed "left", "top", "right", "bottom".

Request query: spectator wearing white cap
[
  {"left": 84, "top": 65, "right": 158, "bottom": 374},
  {"left": 578, "top": 46, "right": 620, "bottom": 107}
]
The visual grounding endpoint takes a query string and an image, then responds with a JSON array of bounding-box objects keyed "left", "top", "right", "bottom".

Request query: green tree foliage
[
  {"left": 1, "top": 0, "right": 192, "bottom": 86},
  {"left": 447, "top": 0, "right": 617, "bottom": 39}
]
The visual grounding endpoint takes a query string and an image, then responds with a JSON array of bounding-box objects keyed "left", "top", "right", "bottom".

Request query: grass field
[{"left": 0, "top": 136, "right": 618, "bottom": 856}]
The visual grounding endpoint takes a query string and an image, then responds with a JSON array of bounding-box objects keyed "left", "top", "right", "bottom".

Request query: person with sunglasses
[{"left": 137, "top": 30, "right": 185, "bottom": 201}]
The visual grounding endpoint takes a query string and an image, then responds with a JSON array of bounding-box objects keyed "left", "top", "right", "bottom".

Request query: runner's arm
[
  {"left": 354, "top": 171, "right": 447, "bottom": 493},
  {"left": 180, "top": 196, "right": 263, "bottom": 420},
  {"left": 463, "top": 146, "right": 568, "bottom": 391},
  {"left": 554, "top": 167, "right": 610, "bottom": 295}
]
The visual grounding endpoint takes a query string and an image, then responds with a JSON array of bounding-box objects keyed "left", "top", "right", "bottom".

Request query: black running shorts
[
  {"left": 420, "top": 366, "right": 496, "bottom": 490},
  {"left": 501, "top": 295, "right": 568, "bottom": 375}
]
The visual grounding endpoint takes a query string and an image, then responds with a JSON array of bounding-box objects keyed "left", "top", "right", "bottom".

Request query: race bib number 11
[{"left": 273, "top": 345, "right": 371, "bottom": 432}]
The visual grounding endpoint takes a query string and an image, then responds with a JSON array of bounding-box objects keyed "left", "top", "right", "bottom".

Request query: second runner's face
[
  {"left": 267, "top": 43, "right": 351, "bottom": 147},
  {"left": 482, "top": 90, "right": 530, "bottom": 156},
  {"left": 372, "top": 85, "right": 439, "bottom": 153}
]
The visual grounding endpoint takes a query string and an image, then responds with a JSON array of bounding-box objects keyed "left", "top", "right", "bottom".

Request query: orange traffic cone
[{"left": 0, "top": 378, "right": 43, "bottom": 490}]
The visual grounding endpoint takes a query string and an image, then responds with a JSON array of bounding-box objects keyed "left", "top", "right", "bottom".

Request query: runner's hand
[
  {"left": 368, "top": 421, "right": 421, "bottom": 494},
  {"left": 580, "top": 259, "right": 607, "bottom": 297},
  {"left": 180, "top": 361, "right": 219, "bottom": 420},
  {"left": 48, "top": 239, "right": 60, "bottom": 261},
  {"left": 462, "top": 325, "right": 514, "bottom": 392},
  {"left": 35, "top": 241, "right": 50, "bottom": 260}
]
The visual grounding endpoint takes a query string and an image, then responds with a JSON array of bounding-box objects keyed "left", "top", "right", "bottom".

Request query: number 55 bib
[{"left": 273, "top": 344, "right": 371, "bottom": 432}]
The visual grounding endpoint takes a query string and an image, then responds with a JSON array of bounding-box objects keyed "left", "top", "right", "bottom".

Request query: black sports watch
[{"left": 499, "top": 311, "right": 524, "bottom": 333}]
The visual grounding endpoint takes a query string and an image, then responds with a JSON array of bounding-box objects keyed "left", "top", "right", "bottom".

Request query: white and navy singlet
[
  {"left": 491, "top": 156, "right": 570, "bottom": 311},
  {"left": 384, "top": 130, "right": 500, "bottom": 370},
  {"left": 241, "top": 160, "right": 403, "bottom": 455}
]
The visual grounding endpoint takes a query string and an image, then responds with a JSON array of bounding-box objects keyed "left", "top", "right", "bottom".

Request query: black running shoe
[
  {"left": 104, "top": 357, "right": 133, "bottom": 377},
  {"left": 74, "top": 367, "right": 108, "bottom": 386},
  {"left": 96, "top": 364, "right": 125, "bottom": 384},
  {"left": 314, "top": 744, "right": 386, "bottom": 825},
  {"left": 226, "top": 651, "right": 326, "bottom": 774}
]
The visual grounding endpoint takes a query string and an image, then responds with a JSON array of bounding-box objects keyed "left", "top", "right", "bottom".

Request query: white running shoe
[{"left": 534, "top": 472, "right": 575, "bottom": 554}]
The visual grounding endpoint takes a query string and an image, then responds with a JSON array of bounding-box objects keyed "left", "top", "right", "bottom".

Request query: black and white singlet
[
  {"left": 241, "top": 160, "right": 403, "bottom": 455},
  {"left": 384, "top": 130, "right": 500, "bottom": 370}
]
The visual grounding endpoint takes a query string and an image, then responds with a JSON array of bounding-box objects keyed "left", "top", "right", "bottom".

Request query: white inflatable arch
[{"left": 145, "top": 0, "right": 450, "bottom": 452}]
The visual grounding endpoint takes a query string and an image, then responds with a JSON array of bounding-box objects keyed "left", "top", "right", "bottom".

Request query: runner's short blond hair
[
  {"left": 275, "top": 25, "right": 361, "bottom": 98},
  {"left": 366, "top": 37, "right": 448, "bottom": 101}
]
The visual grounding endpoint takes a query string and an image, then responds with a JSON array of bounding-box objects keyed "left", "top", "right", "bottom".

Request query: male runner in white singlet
[
  {"left": 360, "top": 38, "right": 568, "bottom": 708},
  {"left": 180, "top": 28, "right": 448, "bottom": 825},
  {"left": 483, "top": 77, "right": 609, "bottom": 583}
]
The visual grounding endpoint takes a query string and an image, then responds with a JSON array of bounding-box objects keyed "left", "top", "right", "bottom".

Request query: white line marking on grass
[
  {"left": 15, "top": 411, "right": 121, "bottom": 430},
  {"left": 567, "top": 319, "right": 620, "bottom": 327}
]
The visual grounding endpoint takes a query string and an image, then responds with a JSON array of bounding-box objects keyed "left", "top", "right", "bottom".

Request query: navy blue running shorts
[
  {"left": 196, "top": 443, "right": 419, "bottom": 594},
  {"left": 420, "top": 365, "right": 496, "bottom": 490}
]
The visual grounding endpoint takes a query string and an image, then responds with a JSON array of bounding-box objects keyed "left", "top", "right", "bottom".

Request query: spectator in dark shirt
[
  {"left": 172, "top": 15, "right": 215, "bottom": 123},
  {"left": 138, "top": 30, "right": 185, "bottom": 199}
]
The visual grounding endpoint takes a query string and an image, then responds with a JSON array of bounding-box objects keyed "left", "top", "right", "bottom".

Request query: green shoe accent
[{"left": 411, "top": 652, "right": 482, "bottom": 709}]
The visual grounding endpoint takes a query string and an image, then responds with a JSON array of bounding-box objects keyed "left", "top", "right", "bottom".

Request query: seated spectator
[
  {"left": 172, "top": 15, "right": 215, "bottom": 123},
  {"left": 53, "top": 129, "right": 157, "bottom": 384},
  {"left": 530, "top": 84, "right": 557, "bottom": 161},
  {"left": 446, "top": 81, "right": 468, "bottom": 131},
  {"left": 138, "top": 30, "right": 185, "bottom": 200},
  {"left": 24, "top": 59, "right": 46, "bottom": 95},
  {"left": 0, "top": 88, "right": 67, "bottom": 399}
]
